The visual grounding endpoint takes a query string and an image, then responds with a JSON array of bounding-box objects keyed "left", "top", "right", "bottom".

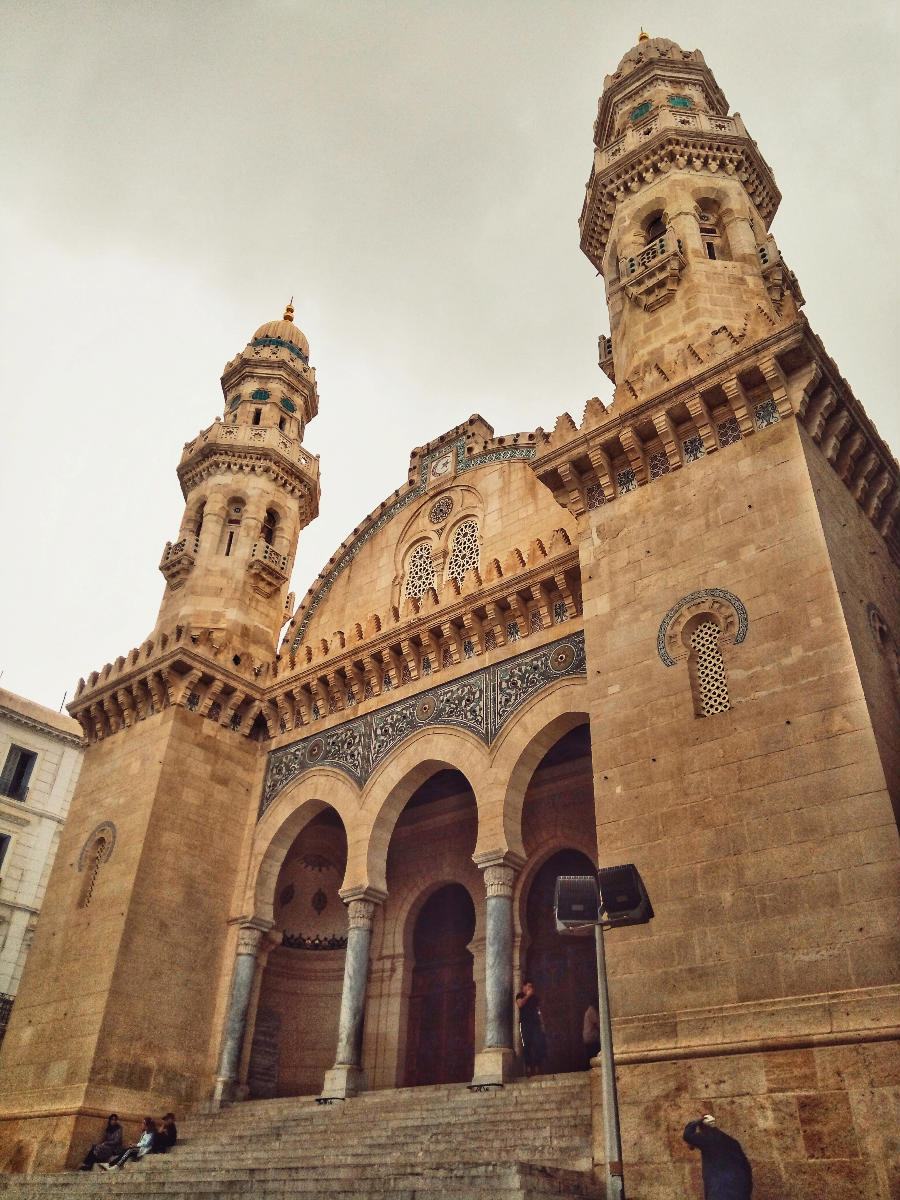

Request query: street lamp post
[{"left": 554, "top": 865, "right": 653, "bottom": 1200}]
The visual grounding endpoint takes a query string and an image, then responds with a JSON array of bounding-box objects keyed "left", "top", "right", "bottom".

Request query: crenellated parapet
[
  {"left": 532, "top": 317, "right": 899, "bottom": 559},
  {"left": 68, "top": 623, "right": 274, "bottom": 743},
  {"left": 263, "top": 530, "right": 582, "bottom": 739}
]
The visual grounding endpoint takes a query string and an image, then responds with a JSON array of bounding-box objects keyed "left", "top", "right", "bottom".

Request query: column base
[
  {"left": 472, "top": 1046, "right": 517, "bottom": 1085},
  {"left": 322, "top": 1064, "right": 367, "bottom": 1099}
]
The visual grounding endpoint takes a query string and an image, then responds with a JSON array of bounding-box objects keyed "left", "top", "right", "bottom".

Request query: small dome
[
  {"left": 610, "top": 36, "right": 701, "bottom": 82},
  {"left": 252, "top": 302, "right": 310, "bottom": 359}
]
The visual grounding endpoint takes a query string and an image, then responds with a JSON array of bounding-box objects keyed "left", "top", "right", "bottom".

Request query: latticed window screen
[
  {"left": 446, "top": 520, "right": 480, "bottom": 585},
  {"left": 79, "top": 837, "right": 108, "bottom": 909},
  {"left": 405, "top": 542, "right": 437, "bottom": 599},
  {"left": 689, "top": 620, "right": 730, "bottom": 716}
]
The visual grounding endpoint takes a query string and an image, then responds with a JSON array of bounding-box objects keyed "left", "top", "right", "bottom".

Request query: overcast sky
[{"left": 2, "top": 0, "right": 898, "bottom": 712}]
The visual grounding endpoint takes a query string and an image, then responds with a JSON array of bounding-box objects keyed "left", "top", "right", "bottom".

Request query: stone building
[
  {"left": 0, "top": 33, "right": 897, "bottom": 1196},
  {"left": 0, "top": 690, "right": 84, "bottom": 1040}
]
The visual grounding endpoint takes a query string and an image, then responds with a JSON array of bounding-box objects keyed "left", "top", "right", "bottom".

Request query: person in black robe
[
  {"left": 683, "top": 1115, "right": 753, "bottom": 1199},
  {"left": 515, "top": 980, "right": 547, "bottom": 1076}
]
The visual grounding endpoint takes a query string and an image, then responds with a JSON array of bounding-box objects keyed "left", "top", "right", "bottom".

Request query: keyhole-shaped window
[
  {"left": 688, "top": 619, "right": 730, "bottom": 716},
  {"left": 79, "top": 836, "right": 108, "bottom": 908},
  {"left": 446, "top": 520, "right": 480, "bottom": 586},
  {"left": 405, "top": 542, "right": 437, "bottom": 600}
]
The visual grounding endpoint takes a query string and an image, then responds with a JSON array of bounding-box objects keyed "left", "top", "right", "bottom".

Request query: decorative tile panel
[
  {"left": 683, "top": 435, "right": 706, "bottom": 464},
  {"left": 617, "top": 468, "right": 637, "bottom": 494},
  {"left": 260, "top": 630, "right": 586, "bottom": 817},
  {"left": 755, "top": 399, "right": 780, "bottom": 429}
]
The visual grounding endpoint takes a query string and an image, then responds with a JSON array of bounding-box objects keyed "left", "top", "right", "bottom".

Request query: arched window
[
  {"left": 645, "top": 212, "right": 666, "bottom": 243},
  {"left": 696, "top": 202, "right": 729, "bottom": 261},
  {"left": 405, "top": 542, "right": 437, "bottom": 600},
  {"left": 79, "top": 835, "right": 108, "bottom": 908},
  {"left": 223, "top": 498, "right": 244, "bottom": 557},
  {"left": 187, "top": 500, "right": 205, "bottom": 538},
  {"left": 446, "top": 520, "right": 480, "bottom": 587},
  {"left": 261, "top": 508, "right": 278, "bottom": 546},
  {"left": 687, "top": 617, "right": 730, "bottom": 716}
]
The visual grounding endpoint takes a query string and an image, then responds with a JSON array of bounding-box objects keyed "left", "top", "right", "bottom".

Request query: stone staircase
[{"left": 0, "top": 1072, "right": 603, "bottom": 1199}]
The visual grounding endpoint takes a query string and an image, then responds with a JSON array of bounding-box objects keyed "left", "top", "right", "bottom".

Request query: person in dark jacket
[
  {"left": 683, "top": 1115, "right": 752, "bottom": 1199},
  {"left": 160, "top": 1112, "right": 178, "bottom": 1148},
  {"left": 515, "top": 980, "right": 548, "bottom": 1076},
  {"left": 77, "top": 1114, "right": 123, "bottom": 1170}
]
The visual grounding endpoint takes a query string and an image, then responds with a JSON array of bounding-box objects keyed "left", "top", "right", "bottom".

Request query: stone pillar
[
  {"left": 472, "top": 854, "right": 521, "bottom": 1084},
  {"left": 321, "top": 890, "right": 383, "bottom": 1099},
  {"left": 236, "top": 930, "right": 280, "bottom": 1098},
  {"left": 212, "top": 921, "right": 269, "bottom": 1106}
]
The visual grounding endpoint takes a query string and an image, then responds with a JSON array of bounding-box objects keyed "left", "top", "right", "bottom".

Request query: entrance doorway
[
  {"left": 404, "top": 883, "right": 476, "bottom": 1086},
  {"left": 523, "top": 847, "right": 599, "bottom": 1074}
]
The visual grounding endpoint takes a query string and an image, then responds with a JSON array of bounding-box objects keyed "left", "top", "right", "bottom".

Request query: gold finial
[
  {"left": 638, "top": 28, "right": 650, "bottom": 42},
  {"left": 283, "top": 298, "right": 295, "bottom": 323}
]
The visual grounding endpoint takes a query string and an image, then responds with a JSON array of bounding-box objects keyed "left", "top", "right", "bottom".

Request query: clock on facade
[{"left": 430, "top": 453, "right": 453, "bottom": 480}]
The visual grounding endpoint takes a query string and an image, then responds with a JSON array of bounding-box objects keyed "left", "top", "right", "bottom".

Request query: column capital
[
  {"left": 340, "top": 886, "right": 387, "bottom": 931},
  {"left": 482, "top": 864, "right": 517, "bottom": 898},
  {"left": 236, "top": 925, "right": 265, "bottom": 956}
]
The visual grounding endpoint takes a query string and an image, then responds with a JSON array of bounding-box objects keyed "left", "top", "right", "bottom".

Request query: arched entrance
[
  {"left": 404, "top": 882, "right": 476, "bottom": 1086},
  {"left": 523, "top": 848, "right": 598, "bottom": 1074},
  {"left": 247, "top": 806, "right": 348, "bottom": 1097},
  {"left": 519, "top": 723, "right": 598, "bottom": 1074}
]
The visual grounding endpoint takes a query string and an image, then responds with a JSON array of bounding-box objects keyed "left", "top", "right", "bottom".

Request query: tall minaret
[
  {"left": 580, "top": 33, "right": 804, "bottom": 407},
  {"left": 155, "top": 304, "right": 320, "bottom": 658}
]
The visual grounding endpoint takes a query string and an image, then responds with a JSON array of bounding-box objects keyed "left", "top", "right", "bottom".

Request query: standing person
[
  {"left": 100, "top": 1117, "right": 159, "bottom": 1170},
  {"left": 77, "top": 1114, "right": 123, "bottom": 1170},
  {"left": 160, "top": 1112, "right": 178, "bottom": 1149},
  {"left": 515, "top": 980, "right": 547, "bottom": 1077},
  {"left": 582, "top": 1003, "right": 600, "bottom": 1068},
  {"left": 683, "top": 1114, "right": 753, "bottom": 1199}
]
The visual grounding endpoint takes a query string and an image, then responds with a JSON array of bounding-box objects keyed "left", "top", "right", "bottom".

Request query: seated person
[
  {"left": 100, "top": 1117, "right": 163, "bottom": 1170},
  {"left": 77, "top": 1114, "right": 122, "bottom": 1170}
]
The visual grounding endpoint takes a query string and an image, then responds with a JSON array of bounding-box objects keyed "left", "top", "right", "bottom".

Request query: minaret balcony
[
  {"left": 247, "top": 541, "right": 289, "bottom": 597},
  {"left": 598, "top": 334, "right": 615, "bottom": 383},
  {"left": 614, "top": 234, "right": 685, "bottom": 312},
  {"left": 599, "top": 107, "right": 741, "bottom": 171},
  {"left": 178, "top": 423, "right": 320, "bottom": 488},
  {"left": 159, "top": 535, "right": 200, "bottom": 588}
]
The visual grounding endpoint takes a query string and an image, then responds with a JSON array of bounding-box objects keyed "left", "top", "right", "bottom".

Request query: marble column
[
  {"left": 472, "top": 855, "right": 521, "bottom": 1084},
  {"left": 322, "top": 891, "right": 382, "bottom": 1099},
  {"left": 212, "top": 922, "right": 268, "bottom": 1106}
]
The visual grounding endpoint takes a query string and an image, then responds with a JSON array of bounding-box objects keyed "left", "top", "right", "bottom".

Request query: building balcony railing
[
  {"left": 598, "top": 334, "right": 615, "bottom": 383},
  {"left": 615, "top": 234, "right": 685, "bottom": 313},
  {"left": 247, "top": 541, "right": 289, "bottom": 597},
  {"left": 601, "top": 107, "right": 742, "bottom": 169},
  {"left": 180, "top": 423, "right": 320, "bottom": 487},
  {"left": 159, "top": 535, "right": 200, "bottom": 588}
]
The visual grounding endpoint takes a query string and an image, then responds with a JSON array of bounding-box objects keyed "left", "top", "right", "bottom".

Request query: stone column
[
  {"left": 212, "top": 922, "right": 269, "bottom": 1106},
  {"left": 235, "top": 930, "right": 280, "bottom": 1098},
  {"left": 472, "top": 854, "right": 521, "bottom": 1084},
  {"left": 321, "top": 890, "right": 383, "bottom": 1099}
]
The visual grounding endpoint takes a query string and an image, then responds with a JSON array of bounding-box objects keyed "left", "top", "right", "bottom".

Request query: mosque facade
[{"left": 0, "top": 35, "right": 897, "bottom": 1195}]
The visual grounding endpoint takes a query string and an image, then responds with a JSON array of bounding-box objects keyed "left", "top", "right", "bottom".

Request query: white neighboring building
[{"left": 0, "top": 689, "right": 84, "bottom": 1038}]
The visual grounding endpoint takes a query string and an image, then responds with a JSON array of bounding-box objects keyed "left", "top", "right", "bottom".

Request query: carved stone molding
[
  {"left": 482, "top": 864, "right": 517, "bottom": 898},
  {"left": 657, "top": 588, "right": 748, "bottom": 667},
  {"left": 236, "top": 926, "right": 265, "bottom": 956},
  {"left": 259, "top": 631, "right": 586, "bottom": 817},
  {"left": 346, "top": 899, "right": 377, "bottom": 931}
]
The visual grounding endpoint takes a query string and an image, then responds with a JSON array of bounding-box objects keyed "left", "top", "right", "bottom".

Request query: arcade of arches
[{"left": 235, "top": 714, "right": 600, "bottom": 1098}]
